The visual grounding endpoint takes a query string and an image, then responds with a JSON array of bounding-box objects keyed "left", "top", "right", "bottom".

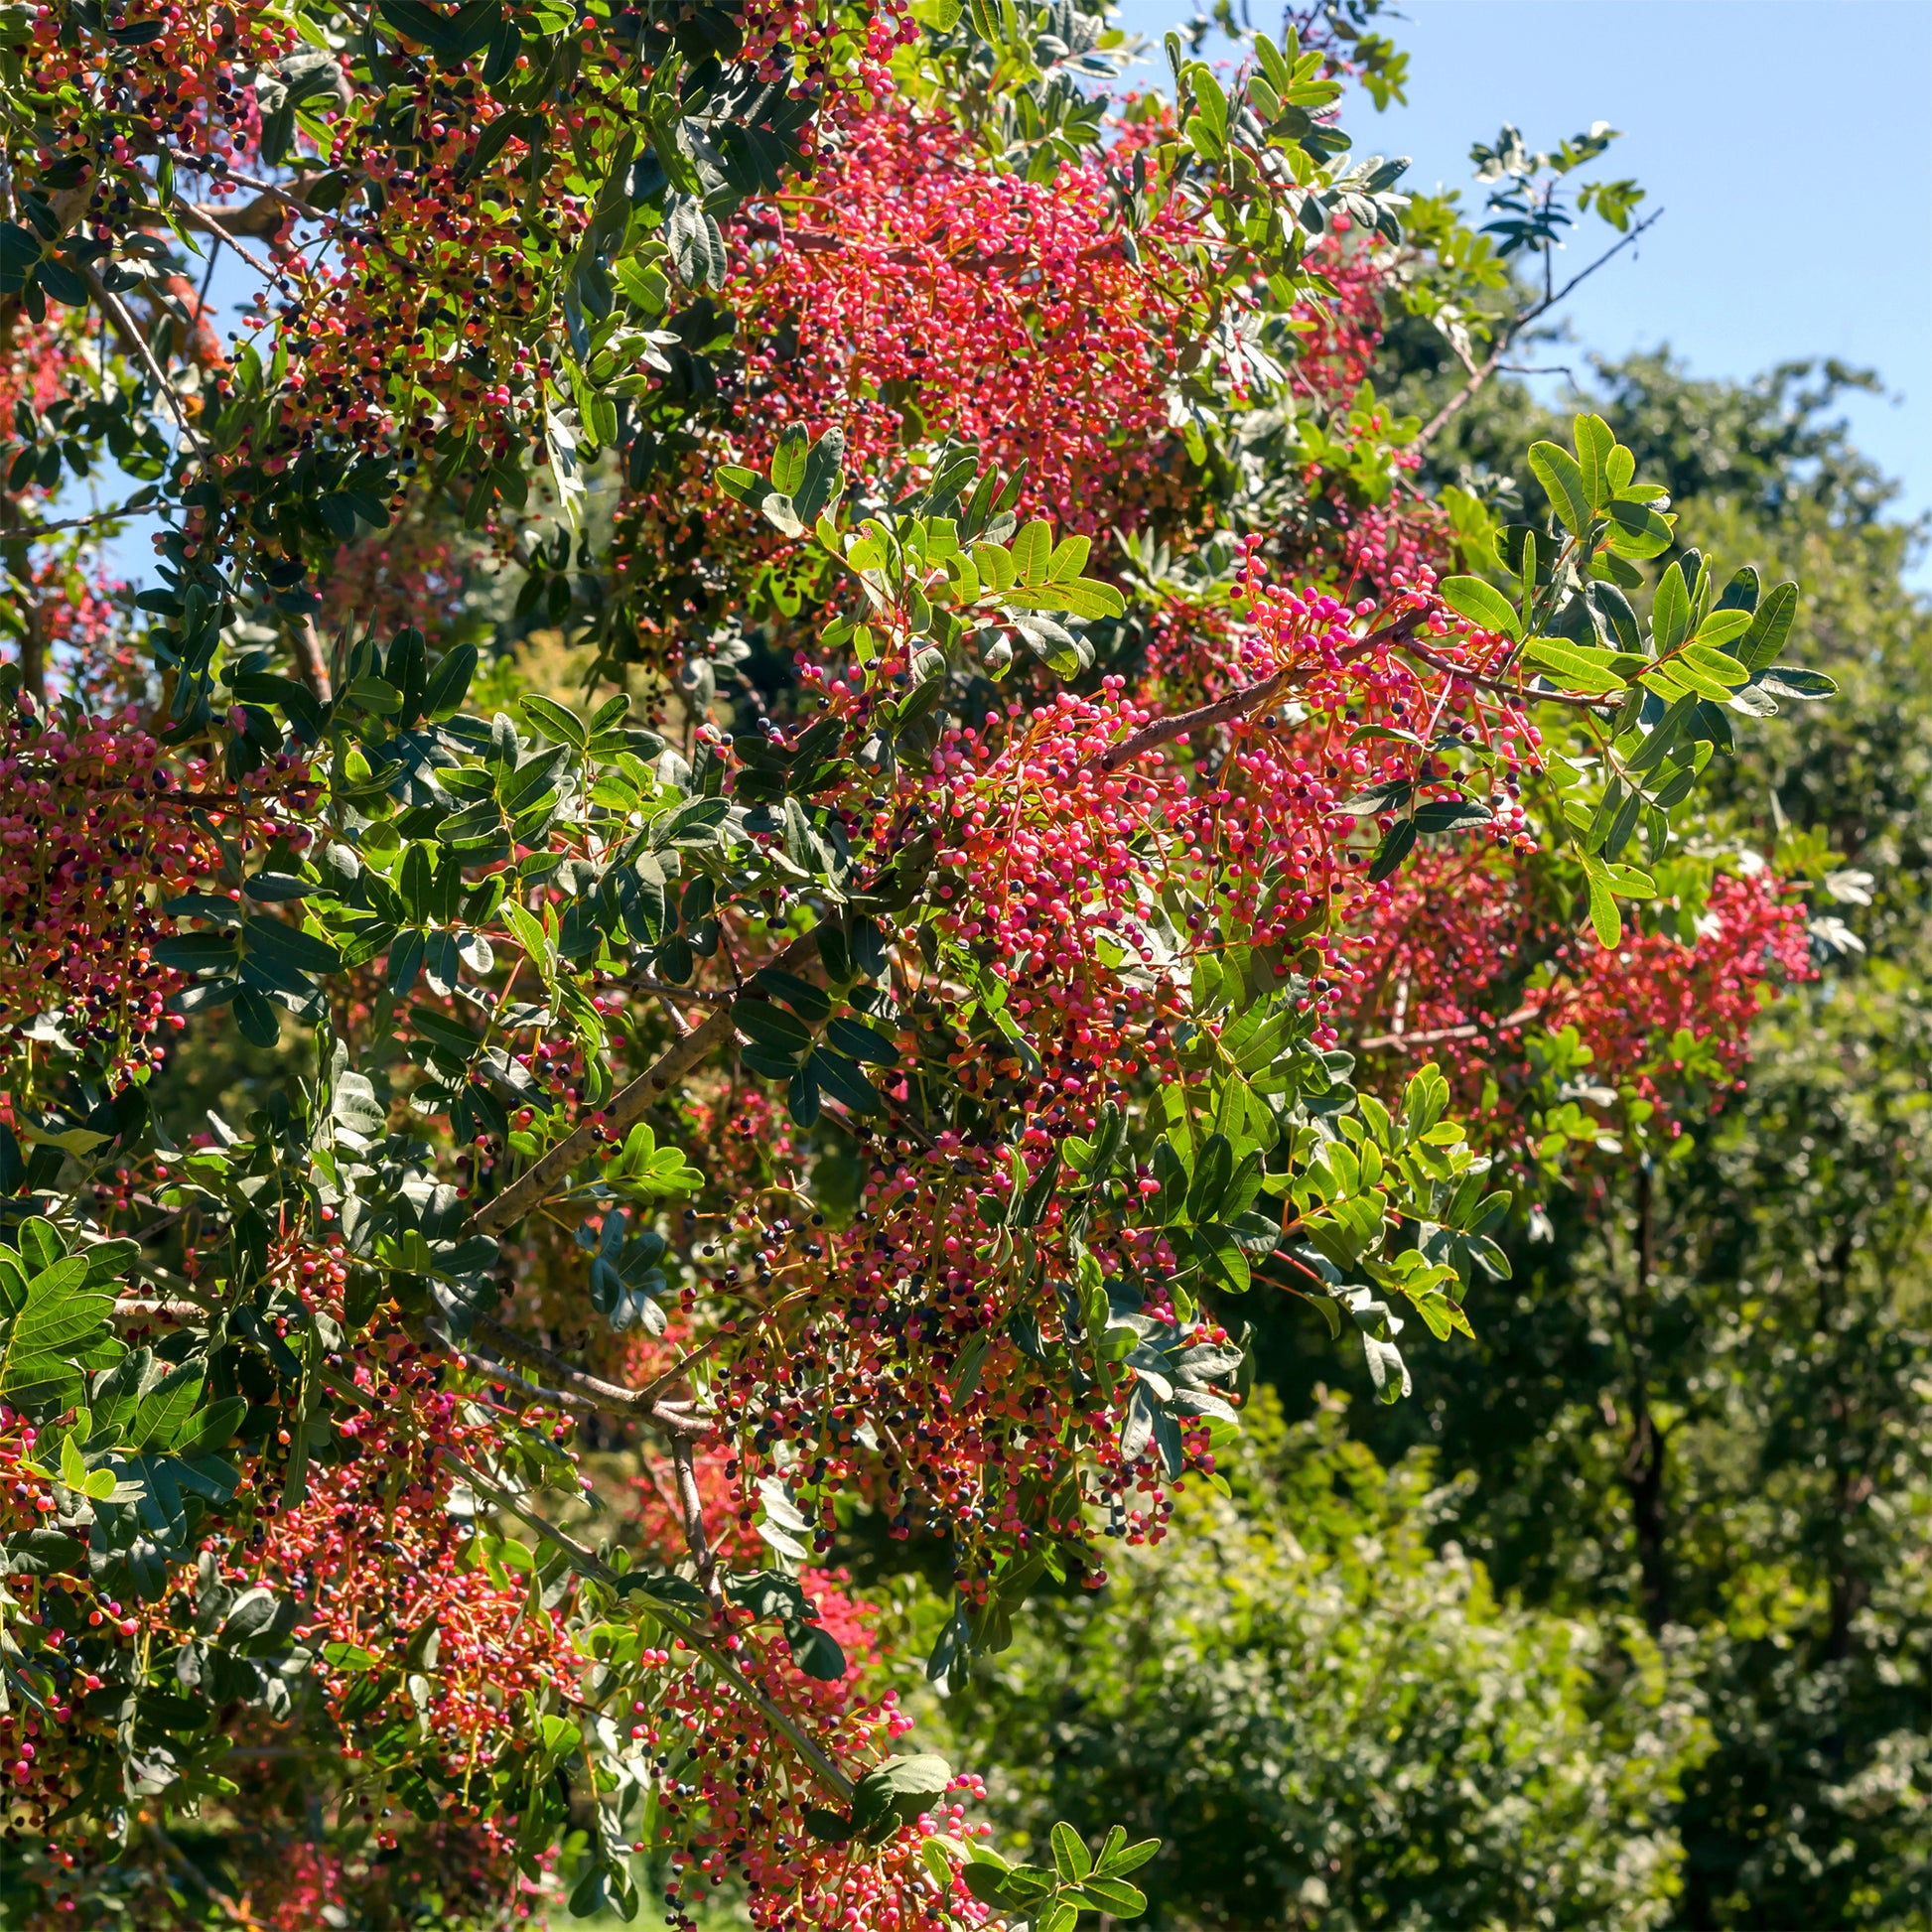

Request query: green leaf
[
  {"left": 1573, "top": 414, "right": 1616, "bottom": 510},
  {"left": 1079, "top": 1874, "right": 1150, "bottom": 1914},
  {"left": 130, "top": 1362, "right": 206, "bottom": 1450},
  {"left": 1368, "top": 817, "right": 1416, "bottom": 882},
  {"left": 1758, "top": 666, "right": 1837, "bottom": 702},
  {"left": 244, "top": 917, "right": 342, "bottom": 978},
  {"left": 1185, "top": 1135, "right": 1234, "bottom": 1225},
  {"left": 666, "top": 196, "right": 728, "bottom": 289},
  {"left": 519, "top": 694, "right": 587, "bottom": 751},
  {"left": 1439, "top": 575, "right": 1521, "bottom": 640},
  {"left": 1522, "top": 640, "right": 1627, "bottom": 694},
  {"left": 1045, "top": 534, "right": 1091, "bottom": 582},
  {"left": 1653, "top": 562, "right": 1693, "bottom": 653},
  {"left": 0, "top": 1258, "right": 114, "bottom": 1408},
  {"left": 1050, "top": 1823, "right": 1093, "bottom": 1884},
  {"left": 1693, "top": 609, "right": 1752, "bottom": 650},
  {"left": 1679, "top": 643, "right": 1747, "bottom": 687},
  {"left": 1741, "top": 581, "right": 1799, "bottom": 673},
  {"left": 1004, "top": 578, "right": 1127, "bottom": 621},
  {"left": 824, "top": 1015, "right": 897, "bottom": 1064},
  {"left": 849, "top": 1752, "right": 952, "bottom": 1833},
  {"left": 752, "top": 968, "right": 832, "bottom": 1025},
  {"left": 1011, "top": 519, "right": 1052, "bottom": 586},
  {"left": 1094, "top": 1834, "right": 1161, "bottom": 1876},
  {"left": 769, "top": 424, "right": 809, "bottom": 497},
  {"left": 177, "top": 1396, "right": 247, "bottom": 1456},
  {"left": 1581, "top": 854, "right": 1621, "bottom": 949},
  {"left": 422, "top": 642, "right": 478, "bottom": 720},
  {"left": 1604, "top": 498, "right": 1674, "bottom": 559},
  {"left": 1528, "top": 440, "right": 1591, "bottom": 535},
  {"left": 794, "top": 429, "right": 846, "bottom": 520},
  {"left": 809, "top": 1047, "right": 885, "bottom": 1116},
  {"left": 1189, "top": 67, "right": 1229, "bottom": 135}
]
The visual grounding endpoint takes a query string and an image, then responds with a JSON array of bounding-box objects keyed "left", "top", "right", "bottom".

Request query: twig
[
  {"left": 0, "top": 497, "right": 159, "bottom": 543},
  {"left": 167, "top": 199, "right": 281, "bottom": 282},
  {"left": 81, "top": 266, "right": 207, "bottom": 455},
  {"left": 631, "top": 1326, "right": 735, "bottom": 1412},
  {"left": 157, "top": 153, "right": 334, "bottom": 226},
  {"left": 437, "top": 1306, "right": 713, "bottom": 1433},
  {"left": 1415, "top": 209, "right": 1664, "bottom": 452},
  {"left": 1400, "top": 632, "right": 1614, "bottom": 714},
  {"left": 147, "top": 1820, "right": 267, "bottom": 1929},
  {"left": 449, "top": 1457, "right": 856, "bottom": 1804},
  {"left": 468, "top": 922, "right": 830, "bottom": 1240},
  {"left": 427, "top": 1324, "right": 609, "bottom": 1416},
  {"left": 618, "top": 974, "right": 736, "bottom": 1008}
]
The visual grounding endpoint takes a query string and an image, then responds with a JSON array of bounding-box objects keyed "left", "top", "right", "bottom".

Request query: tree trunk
[{"left": 1622, "top": 1162, "right": 1671, "bottom": 1631}]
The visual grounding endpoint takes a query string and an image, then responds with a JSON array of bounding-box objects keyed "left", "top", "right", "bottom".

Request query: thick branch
[
  {"left": 1356, "top": 1004, "right": 1541, "bottom": 1052},
  {"left": 617, "top": 973, "right": 736, "bottom": 1007},
  {"left": 429, "top": 1328, "right": 595, "bottom": 1412},
  {"left": 1093, "top": 611, "right": 1423, "bottom": 774},
  {"left": 289, "top": 614, "right": 333, "bottom": 704},
  {"left": 467, "top": 1007, "right": 738, "bottom": 1239},
  {"left": 672, "top": 1434, "right": 725, "bottom": 1609},
  {"left": 107, "top": 1299, "right": 206, "bottom": 1325}
]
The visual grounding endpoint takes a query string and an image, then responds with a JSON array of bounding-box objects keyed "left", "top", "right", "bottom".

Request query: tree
[
  {"left": 0, "top": 3, "right": 1837, "bottom": 1925},
  {"left": 933, "top": 1386, "right": 1709, "bottom": 1931},
  {"left": 1305, "top": 336, "right": 1932, "bottom": 1927}
]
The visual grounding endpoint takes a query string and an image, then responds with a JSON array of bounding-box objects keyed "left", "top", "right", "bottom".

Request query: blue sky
[{"left": 1116, "top": 0, "right": 1932, "bottom": 576}]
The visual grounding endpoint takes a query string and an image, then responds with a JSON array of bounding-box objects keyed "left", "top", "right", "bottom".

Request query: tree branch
[
  {"left": 617, "top": 973, "right": 736, "bottom": 1008},
  {"left": 172, "top": 201, "right": 278, "bottom": 282},
  {"left": 1093, "top": 611, "right": 1425, "bottom": 774},
  {"left": 1355, "top": 1004, "right": 1541, "bottom": 1051},
  {"left": 672, "top": 1434, "right": 725, "bottom": 1610},
  {"left": 81, "top": 266, "right": 207, "bottom": 456},
  {"left": 450, "top": 1457, "right": 856, "bottom": 1804},
  {"left": 106, "top": 1299, "right": 206, "bottom": 1325},
  {"left": 289, "top": 614, "right": 333, "bottom": 704},
  {"left": 467, "top": 922, "right": 827, "bottom": 1241},
  {"left": 441, "top": 1306, "right": 713, "bottom": 1433},
  {"left": 0, "top": 496, "right": 159, "bottom": 544},
  {"left": 1414, "top": 208, "right": 1664, "bottom": 453},
  {"left": 1399, "top": 632, "right": 1615, "bottom": 713}
]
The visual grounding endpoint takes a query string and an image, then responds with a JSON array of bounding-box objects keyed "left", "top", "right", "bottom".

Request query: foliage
[
  {"left": 1281, "top": 340, "right": 1932, "bottom": 1927},
  {"left": 931, "top": 1388, "right": 1710, "bottom": 1931},
  {"left": 0, "top": 1, "right": 1857, "bottom": 1927}
]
